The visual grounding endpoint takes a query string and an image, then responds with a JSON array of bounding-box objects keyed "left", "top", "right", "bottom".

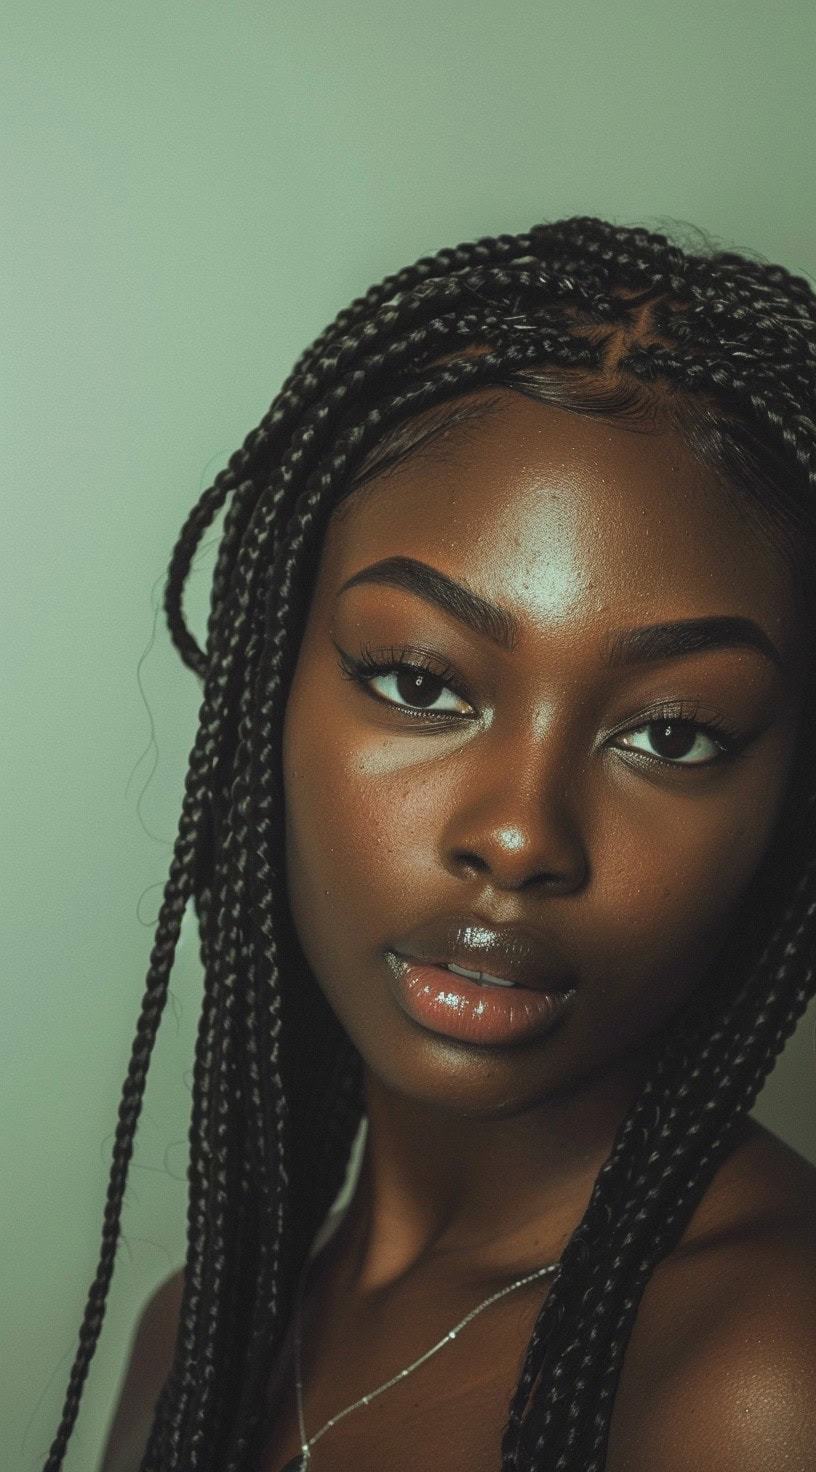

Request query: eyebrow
[
  {"left": 338, "top": 557, "right": 519, "bottom": 650},
  {"left": 337, "top": 556, "right": 785, "bottom": 671},
  {"left": 603, "top": 617, "right": 785, "bottom": 672}
]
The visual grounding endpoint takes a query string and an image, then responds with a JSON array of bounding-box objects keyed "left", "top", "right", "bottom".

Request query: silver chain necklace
[{"left": 279, "top": 1251, "right": 559, "bottom": 1472}]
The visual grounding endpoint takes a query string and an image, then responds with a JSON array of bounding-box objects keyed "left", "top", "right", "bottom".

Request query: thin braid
[
  {"left": 42, "top": 716, "right": 222, "bottom": 1468},
  {"left": 140, "top": 762, "right": 256, "bottom": 1466},
  {"left": 45, "top": 490, "right": 288, "bottom": 1463},
  {"left": 148, "top": 577, "right": 279, "bottom": 1467},
  {"left": 138, "top": 753, "right": 260, "bottom": 1470},
  {"left": 179, "top": 725, "right": 263, "bottom": 1466},
  {"left": 283, "top": 231, "right": 540, "bottom": 380}
]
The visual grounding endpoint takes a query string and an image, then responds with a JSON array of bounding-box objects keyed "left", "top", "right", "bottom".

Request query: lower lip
[{"left": 387, "top": 958, "right": 576, "bottom": 1047}]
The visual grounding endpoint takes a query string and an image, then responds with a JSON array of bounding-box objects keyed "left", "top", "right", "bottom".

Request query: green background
[{"left": 3, "top": 3, "right": 815, "bottom": 1467}]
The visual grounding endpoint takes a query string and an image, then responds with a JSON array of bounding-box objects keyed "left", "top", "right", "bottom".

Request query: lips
[
  {"left": 387, "top": 916, "right": 574, "bottom": 992},
  {"left": 384, "top": 915, "right": 576, "bottom": 1047}
]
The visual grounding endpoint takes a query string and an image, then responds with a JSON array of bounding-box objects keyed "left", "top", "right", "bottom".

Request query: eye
[
  {"left": 367, "top": 666, "right": 472, "bottom": 714},
  {"left": 615, "top": 715, "right": 739, "bottom": 767},
  {"left": 336, "top": 643, "right": 475, "bottom": 719}
]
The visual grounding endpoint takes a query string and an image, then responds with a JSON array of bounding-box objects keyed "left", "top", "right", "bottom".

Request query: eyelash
[
  {"left": 337, "top": 644, "right": 471, "bottom": 716},
  {"left": 335, "top": 644, "right": 748, "bottom": 767},
  {"left": 614, "top": 701, "right": 745, "bottom": 765}
]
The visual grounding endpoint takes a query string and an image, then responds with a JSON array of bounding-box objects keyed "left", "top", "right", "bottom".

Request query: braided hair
[{"left": 46, "top": 217, "right": 816, "bottom": 1472}]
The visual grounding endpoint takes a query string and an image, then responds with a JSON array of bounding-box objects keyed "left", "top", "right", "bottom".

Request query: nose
[{"left": 439, "top": 735, "right": 589, "bottom": 895}]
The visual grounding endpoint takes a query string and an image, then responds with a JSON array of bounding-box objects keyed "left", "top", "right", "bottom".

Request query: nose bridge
[{"left": 441, "top": 711, "right": 589, "bottom": 891}]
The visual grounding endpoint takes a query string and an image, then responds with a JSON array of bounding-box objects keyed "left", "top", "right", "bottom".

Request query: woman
[{"left": 49, "top": 217, "right": 816, "bottom": 1472}]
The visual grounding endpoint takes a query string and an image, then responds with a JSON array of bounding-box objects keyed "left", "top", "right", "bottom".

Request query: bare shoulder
[
  {"left": 98, "top": 1268, "right": 184, "bottom": 1472},
  {"left": 607, "top": 1122, "right": 816, "bottom": 1472}
]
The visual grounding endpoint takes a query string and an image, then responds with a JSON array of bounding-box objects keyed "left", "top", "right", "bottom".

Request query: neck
[{"left": 339, "top": 1059, "right": 649, "bottom": 1291}]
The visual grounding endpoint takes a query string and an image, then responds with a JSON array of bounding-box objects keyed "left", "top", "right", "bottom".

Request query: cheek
[
  {"left": 585, "top": 767, "right": 790, "bottom": 1042},
  {"left": 282, "top": 683, "right": 443, "bottom": 970},
  {"left": 285, "top": 750, "right": 394, "bottom": 913}
]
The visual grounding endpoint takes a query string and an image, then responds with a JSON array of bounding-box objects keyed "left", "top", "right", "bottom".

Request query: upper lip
[{"left": 388, "top": 916, "right": 575, "bottom": 991}]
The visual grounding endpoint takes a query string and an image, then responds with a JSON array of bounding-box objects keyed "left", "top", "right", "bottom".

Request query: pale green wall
[{"left": 3, "top": 3, "right": 815, "bottom": 1467}]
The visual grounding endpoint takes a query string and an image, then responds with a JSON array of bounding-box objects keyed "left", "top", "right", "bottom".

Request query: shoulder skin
[
  {"left": 98, "top": 1269, "right": 184, "bottom": 1472},
  {"left": 606, "top": 1123, "right": 816, "bottom": 1472}
]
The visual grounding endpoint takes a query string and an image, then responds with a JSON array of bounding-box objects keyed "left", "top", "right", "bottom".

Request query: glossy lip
[
  {"left": 388, "top": 916, "right": 575, "bottom": 990},
  {"left": 384, "top": 916, "right": 577, "bottom": 1047}
]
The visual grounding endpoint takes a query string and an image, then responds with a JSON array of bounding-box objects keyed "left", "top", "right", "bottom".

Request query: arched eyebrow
[
  {"left": 337, "top": 557, "right": 786, "bottom": 672},
  {"left": 602, "top": 617, "right": 786, "bottom": 672},
  {"left": 338, "top": 557, "right": 519, "bottom": 650}
]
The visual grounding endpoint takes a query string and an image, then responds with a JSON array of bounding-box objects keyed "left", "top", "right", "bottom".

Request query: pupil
[
  {"left": 650, "top": 720, "right": 696, "bottom": 759},
  {"left": 397, "top": 670, "right": 442, "bottom": 708}
]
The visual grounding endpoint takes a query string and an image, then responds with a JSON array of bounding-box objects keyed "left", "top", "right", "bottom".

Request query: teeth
[
  {"left": 446, "top": 963, "right": 516, "bottom": 988},
  {"left": 447, "top": 962, "right": 481, "bottom": 982}
]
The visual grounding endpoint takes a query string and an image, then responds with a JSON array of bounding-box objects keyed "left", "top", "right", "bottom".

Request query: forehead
[{"left": 319, "top": 393, "right": 799, "bottom": 656}]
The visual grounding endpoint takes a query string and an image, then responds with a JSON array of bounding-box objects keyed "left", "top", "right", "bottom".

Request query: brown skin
[
  {"left": 293, "top": 412, "right": 801, "bottom": 1077},
  {"left": 100, "top": 395, "right": 816, "bottom": 1472}
]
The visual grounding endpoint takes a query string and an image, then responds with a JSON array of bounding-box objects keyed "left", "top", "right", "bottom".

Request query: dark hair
[{"left": 47, "top": 217, "right": 816, "bottom": 1472}]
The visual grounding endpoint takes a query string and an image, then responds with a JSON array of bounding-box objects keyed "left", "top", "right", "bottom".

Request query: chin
[{"left": 355, "top": 1020, "right": 596, "bottom": 1120}]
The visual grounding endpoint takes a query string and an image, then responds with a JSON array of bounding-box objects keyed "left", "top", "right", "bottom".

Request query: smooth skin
[{"left": 101, "top": 395, "right": 816, "bottom": 1472}]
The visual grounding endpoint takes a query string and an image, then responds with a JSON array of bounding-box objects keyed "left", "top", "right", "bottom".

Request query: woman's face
[{"left": 282, "top": 393, "right": 804, "bottom": 1117}]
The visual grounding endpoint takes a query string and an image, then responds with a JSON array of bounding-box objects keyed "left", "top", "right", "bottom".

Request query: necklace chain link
[{"left": 287, "top": 1253, "right": 559, "bottom": 1469}]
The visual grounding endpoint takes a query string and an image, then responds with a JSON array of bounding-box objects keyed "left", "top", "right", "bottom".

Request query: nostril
[{"left": 447, "top": 835, "right": 588, "bottom": 894}]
